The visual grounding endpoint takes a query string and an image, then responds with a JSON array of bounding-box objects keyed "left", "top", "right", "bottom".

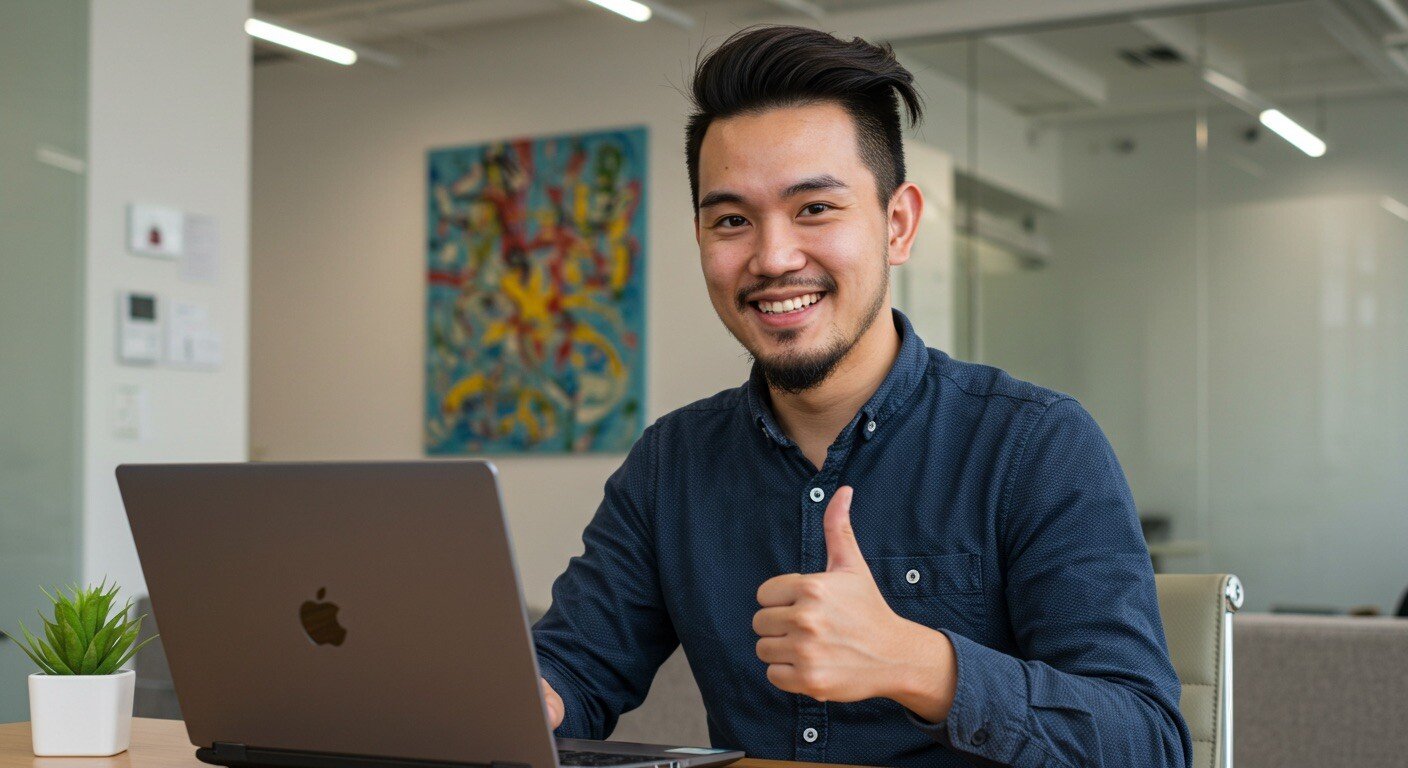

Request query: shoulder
[
  {"left": 633, "top": 383, "right": 754, "bottom": 448},
  {"left": 928, "top": 348, "right": 1071, "bottom": 411},
  {"left": 649, "top": 383, "right": 750, "bottom": 434},
  {"left": 921, "top": 349, "right": 1104, "bottom": 454}
]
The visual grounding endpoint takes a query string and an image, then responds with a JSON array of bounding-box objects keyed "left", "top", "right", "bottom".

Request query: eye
[
  {"left": 800, "top": 203, "right": 833, "bottom": 217},
  {"left": 714, "top": 215, "right": 749, "bottom": 229}
]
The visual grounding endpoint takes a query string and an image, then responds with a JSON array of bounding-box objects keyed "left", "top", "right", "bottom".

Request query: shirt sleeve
[
  {"left": 531, "top": 424, "right": 680, "bottom": 740},
  {"left": 906, "top": 398, "right": 1193, "bottom": 768}
]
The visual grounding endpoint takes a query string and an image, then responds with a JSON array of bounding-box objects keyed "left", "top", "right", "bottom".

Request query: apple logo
[{"left": 299, "top": 588, "right": 347, "bottom": 646}]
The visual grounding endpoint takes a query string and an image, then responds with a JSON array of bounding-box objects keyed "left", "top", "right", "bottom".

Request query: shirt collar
[{"left": 746, "top": 308, "right": 929, "bottom": 447}]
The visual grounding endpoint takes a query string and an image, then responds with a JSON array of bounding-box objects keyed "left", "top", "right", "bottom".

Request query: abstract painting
[{"left": 425, "top": 127, "right": 647, "bottom": 454}]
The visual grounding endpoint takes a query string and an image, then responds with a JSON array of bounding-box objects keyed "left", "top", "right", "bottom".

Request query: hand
[
  {"left": 540, "top": 676, "right": 565, "bottom": 729},
  {"left": 752, "top": 486, "right": 958, "bottom": 722}
]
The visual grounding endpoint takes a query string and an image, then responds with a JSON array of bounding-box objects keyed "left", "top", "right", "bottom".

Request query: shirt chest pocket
[{"left": 869, "top": 552, "right": 982, "bottom": 599}]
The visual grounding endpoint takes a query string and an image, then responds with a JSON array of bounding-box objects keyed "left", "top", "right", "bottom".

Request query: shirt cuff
[
  {"left": 536, "top": 653, "right": 595, "bottom": 740},
  {"left": 904, "top": 629, "right": 1031, "bottom": 765}
]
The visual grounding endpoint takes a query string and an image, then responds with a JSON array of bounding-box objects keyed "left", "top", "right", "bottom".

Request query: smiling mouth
[{"left": 750, "top": 292, "right": 826, "bottom": 315}]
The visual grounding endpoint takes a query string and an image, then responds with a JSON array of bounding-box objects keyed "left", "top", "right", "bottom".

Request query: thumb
[{"left": 824, "top": 486, "right": 866, "bottom": 572}]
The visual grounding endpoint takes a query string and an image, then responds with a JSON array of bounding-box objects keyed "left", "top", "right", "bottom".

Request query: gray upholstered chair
[
  {"left": 1234, "top": 613, "right": 1408, "bottom": 768},
  {"left": 1155, "top": 573, "right": 1243, "bottom": 768}
]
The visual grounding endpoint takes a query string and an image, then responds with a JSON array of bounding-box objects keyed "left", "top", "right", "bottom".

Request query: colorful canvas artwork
[{"left": 425, "top": 127, "right": 648, "bottom": 454}]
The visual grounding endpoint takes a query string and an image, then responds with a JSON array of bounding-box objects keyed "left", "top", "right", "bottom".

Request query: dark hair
[{"left": 685, "top": 25, "right": 923, "bottom": 210}]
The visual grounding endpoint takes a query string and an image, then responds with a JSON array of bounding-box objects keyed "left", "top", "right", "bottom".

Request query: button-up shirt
[{"left": 533, "top": 309, "right": 1192, "bottom": 767}]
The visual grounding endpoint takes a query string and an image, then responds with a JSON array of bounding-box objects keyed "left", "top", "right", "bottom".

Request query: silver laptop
[{"left": 116, "top": 460, "right": 743, "bottom": 768}]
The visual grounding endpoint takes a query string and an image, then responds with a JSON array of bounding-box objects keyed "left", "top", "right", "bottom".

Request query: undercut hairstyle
[{"left": 685, "top": 25, "right": 923, "bottom": 210}]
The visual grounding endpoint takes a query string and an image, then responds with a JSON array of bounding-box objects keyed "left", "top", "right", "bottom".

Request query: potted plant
[{"left": 9, "top": 581, "right": 156, "bottom": 756}]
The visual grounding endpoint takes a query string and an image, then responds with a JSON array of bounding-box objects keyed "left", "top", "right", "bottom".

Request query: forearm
[
  {"left": 534, "top": 650, "right": 602, "bottom": 739},
  {"left": 882, "top": 620, "right": 958, "bottom": 724},
  {"left": 903, "top": 630, "right": 1189, "bottom": 768}
]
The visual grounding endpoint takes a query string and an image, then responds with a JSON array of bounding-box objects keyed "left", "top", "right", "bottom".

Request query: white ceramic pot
[{"left": 28, "top": 669, "right": 136, "bottom": 756}]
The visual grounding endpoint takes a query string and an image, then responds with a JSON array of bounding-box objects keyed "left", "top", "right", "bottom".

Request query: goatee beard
[
  {"left": 751, "top": 272, "right": 889, "bottom": 395},
  {"left": 755, "top": 327, "right": 850, "bottom": 394}
]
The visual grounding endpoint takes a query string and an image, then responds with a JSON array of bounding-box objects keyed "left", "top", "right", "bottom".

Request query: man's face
[{"left": 694, "top": 101, "right": 907, "bottom": 392}]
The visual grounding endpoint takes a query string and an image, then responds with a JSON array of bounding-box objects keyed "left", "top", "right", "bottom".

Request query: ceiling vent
[{"left": 1118, "top": 45, "right": 1186, "bottom": 68}]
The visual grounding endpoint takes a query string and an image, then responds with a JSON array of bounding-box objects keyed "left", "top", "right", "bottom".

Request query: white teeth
[{"left": 758, "top": 293, "right": 823, "bottom": 314}]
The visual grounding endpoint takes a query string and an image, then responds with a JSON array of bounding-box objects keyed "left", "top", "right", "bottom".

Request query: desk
[{"left": 0, "top": 720, "right": 862, "bottom": 768}]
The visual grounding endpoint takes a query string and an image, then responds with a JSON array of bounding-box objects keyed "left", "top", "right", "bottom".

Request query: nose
[{"left": 749, "top": 217, "right": 807, "bottom": 278}]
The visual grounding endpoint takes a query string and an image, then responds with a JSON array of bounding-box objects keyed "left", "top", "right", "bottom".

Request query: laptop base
[
  {"left": 198, "top": 742, "right": 688, "bottom": 768},
  {"left": 198, "top": 743, "right": 531, "bottom": 768}
]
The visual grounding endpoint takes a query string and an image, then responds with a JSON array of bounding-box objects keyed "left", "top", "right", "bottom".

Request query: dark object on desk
[
  {"left": 133, "top": 596, "right": 182, "bottom": 720},
  {"left": 1398, "top": 586, "right": 1408, "bottom": 617},
  {"left": 116, "top": 461, "right": 742, "bottom": 768}
]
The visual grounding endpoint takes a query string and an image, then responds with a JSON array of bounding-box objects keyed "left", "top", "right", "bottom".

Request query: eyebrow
[
  {"left": 698, "top": 190, "right": 745, "bottom": 210},
  {"left": 780, "top": 174, "right": 848, "bottom": 199},
  {"left": 698, "top": 174, "right": 850, "bottom": 210}
]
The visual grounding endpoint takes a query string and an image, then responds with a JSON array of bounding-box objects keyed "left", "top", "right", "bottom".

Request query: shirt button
[
  {"left": 802, "top": 727, "right": 818, "bottom": 743},
  {"left": 971, "top": 727, "right": 990, "bottom": 746},
  {"left": 906, "top": 568, "right": 921, "bottom": 584},
  {"left": 809, "top": 487, "right": 824, "bottom": 503},
  {"left": 866, "top": 420, "right": 877, "bottom": 433}
]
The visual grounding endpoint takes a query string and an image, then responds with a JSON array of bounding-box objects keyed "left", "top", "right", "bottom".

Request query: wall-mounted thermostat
[
  {"left": 117, "top": 291, "right": 161, "bottom": 365},
  {"left": 127, "top": 203, "right": 184, "bottom": 258}
]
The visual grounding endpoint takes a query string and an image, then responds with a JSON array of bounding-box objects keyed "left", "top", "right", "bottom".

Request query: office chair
[{"left": 1155, "top": 574, "right": 1243, "bottom": 768}]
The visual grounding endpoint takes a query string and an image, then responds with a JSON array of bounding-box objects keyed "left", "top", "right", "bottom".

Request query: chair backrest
[
  {"left": 1233, "top": 613, "right": 1408, "bottom": 768},
  {"left": 1155, "top": 574, "right": 1244, "bottom": 768}
]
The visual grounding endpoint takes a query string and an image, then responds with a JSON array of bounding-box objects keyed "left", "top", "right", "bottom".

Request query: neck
[{"left": 768, "top": 308, "right": 900, "bottom": 451}]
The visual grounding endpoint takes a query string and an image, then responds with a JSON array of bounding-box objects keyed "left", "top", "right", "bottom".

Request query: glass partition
[
  {"left": 0, "top": 0, "right": 88, "bottom": 719},
  {"left": 896, "top": 0, "right": 1408, "bottom": 613}
]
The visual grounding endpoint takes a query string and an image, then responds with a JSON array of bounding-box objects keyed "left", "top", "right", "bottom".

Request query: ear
[{"left": 885, "top": 182, "right": 924, "bottom": 267}]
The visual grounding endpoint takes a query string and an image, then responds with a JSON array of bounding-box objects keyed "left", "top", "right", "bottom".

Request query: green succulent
[{"left": 10, "top": 581, "right": 157, "bottom": 676}]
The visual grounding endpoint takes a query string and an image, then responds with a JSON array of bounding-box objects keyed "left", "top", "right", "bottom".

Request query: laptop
[{"left": 116, "top": 460, "right": 744, "bottom": 768}]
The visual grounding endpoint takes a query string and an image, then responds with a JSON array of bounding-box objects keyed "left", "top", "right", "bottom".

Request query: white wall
[
  {"left": 249, "top": 10, "right": 1059, "bottom": 607},
  {"left": 982, "top": 96, "right": 1408, "bottom": 612},
  {"left": 82, "top": 0, "right": 252, "bottom": 595}
]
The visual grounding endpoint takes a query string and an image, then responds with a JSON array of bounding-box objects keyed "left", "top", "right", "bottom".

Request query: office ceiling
[
  {"left": 250, "top": 0, "right": 1408, "bottom": 120},
  {"left": 897, "top": 0, "right": 1408, "bottom": 120}
]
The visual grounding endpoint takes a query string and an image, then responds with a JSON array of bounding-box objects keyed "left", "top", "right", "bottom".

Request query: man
[{"left": 533, "top": 25, "right": 1191, "bottom": 767}]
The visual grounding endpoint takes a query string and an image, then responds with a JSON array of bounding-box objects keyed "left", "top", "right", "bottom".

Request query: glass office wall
[
  {"left": 0, "top": 0, "right": 88, "bottom": 720},
  {"left": 896, "top": 0, "right": 1408, "bottom": 613}
]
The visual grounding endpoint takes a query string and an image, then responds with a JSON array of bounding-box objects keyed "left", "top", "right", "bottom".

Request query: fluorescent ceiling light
[
  {"left": 1382, "top": 196, "right": 1408, "bottom": 223},
  {"left": 585, "top": 0, "right": 652, "bottom": 23},
  {"left": 1202, "top": 69, "right": 1266, "bottom": 113},
  {"left": 1202, "top": 69, "right": 1329, "bottom": 158},
  {"left": 1258, "top": 109, "right": 1327, "bottom": 158},
  {"left": 245, "top": 18, "right": 357, "bottom": 65}
]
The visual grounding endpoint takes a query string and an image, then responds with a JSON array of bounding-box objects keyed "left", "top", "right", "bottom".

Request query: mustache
[{"left": 735, "top": 275, "right": 838, "bottom": 312}]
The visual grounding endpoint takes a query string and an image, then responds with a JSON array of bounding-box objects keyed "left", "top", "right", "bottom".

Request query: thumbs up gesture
[{"left": 753, "top": 487, "right": 958, "bottom": 720}]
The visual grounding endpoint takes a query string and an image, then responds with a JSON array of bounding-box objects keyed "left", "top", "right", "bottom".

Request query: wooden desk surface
[{"left": 0, "top": 719, "right": 862, "bottom": 768}]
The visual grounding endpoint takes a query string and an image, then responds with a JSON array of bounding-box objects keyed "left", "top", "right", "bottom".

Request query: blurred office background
[{"left": 3, "top": 0, "right": 1407, "bottom": 725}]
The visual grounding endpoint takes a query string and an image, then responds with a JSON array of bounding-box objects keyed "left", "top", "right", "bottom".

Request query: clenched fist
[
  {"left": 752, "top": 486, "right": 958, "bottom": 723},
  {"left": 540, "top": 676, "right": 565, "bottom": 729}
]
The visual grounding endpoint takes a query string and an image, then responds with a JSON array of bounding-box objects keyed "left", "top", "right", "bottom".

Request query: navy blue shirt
[{"left": 533, "top": 310, "right": 1191, "bottom": 767}]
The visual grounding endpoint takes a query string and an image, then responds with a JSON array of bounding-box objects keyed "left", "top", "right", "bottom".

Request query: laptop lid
[{"left": 117, "top": 461, "right": 559, "bottom": 768}]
